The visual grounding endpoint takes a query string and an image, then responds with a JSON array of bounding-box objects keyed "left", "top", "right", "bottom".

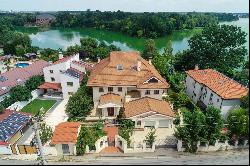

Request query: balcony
[{"left": 125, "top": 90, "right": 141, "bottom": 102}]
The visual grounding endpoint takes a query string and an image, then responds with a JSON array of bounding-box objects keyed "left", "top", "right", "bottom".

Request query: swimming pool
[{"left": 15, "top": 62, "right": 30, "bottom": 68}]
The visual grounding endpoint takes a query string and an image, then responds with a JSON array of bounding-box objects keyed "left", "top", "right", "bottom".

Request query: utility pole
[{"left": 33, "top": 107, "right": 47, "bottom": 165}]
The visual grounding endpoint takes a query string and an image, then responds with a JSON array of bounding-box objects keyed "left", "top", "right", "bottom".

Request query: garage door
[
  {"left": 158, "top": 120, "right": 169, "bottom": 128},
  {"left": 144, "top": 121, "right": 156, "bottom": 127}
]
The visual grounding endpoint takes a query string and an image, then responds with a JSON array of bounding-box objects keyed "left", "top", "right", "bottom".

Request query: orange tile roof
[
  {"left": 99, "top": 93, "right": 122, "bottom": 106},
  {"left": 124, "top": 97, "right": 175, "bottom": 118},
  {"left": 50, "top": 122, "right": 81, "bottom": 145},
  {"left": 38, "top": 82, "right": 62, "bottom": 90},
  {"left": 186, "top": 69, "right": 249, "bottom": 99},
  {"left": 87, "top": 51, "right": 169, "bottom": 89}
]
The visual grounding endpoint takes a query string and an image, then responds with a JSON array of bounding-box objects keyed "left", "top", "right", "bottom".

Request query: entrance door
[{"left": 107, "top": 107, "right": 114, "bottom": 116}]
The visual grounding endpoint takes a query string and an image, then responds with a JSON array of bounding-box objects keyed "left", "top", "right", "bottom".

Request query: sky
[{"left": 0, "top": 0, "right": 249, "bottom": 13}]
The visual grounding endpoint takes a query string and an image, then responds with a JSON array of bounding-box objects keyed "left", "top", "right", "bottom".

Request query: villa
[
  {"left": 87, "top": 51, "right": 175, "bottom": 129},
  {"left": 185, "top": 68, "right": 249, "bottom": 118},
  {"left": 36, "top": 13, "right": 56, "bottom": 25},
  {"left": 39, "top": 53, "right": 94, "bottom": 99}
]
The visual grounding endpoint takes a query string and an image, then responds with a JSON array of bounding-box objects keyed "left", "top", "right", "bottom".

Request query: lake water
[{"left": 16, "top": 18, "right": 249, "bottom": 55}]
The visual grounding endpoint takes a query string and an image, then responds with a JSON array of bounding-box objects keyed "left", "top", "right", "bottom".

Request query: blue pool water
[{"left": 15, "top": 63, "right": 30, "bottom": 68}]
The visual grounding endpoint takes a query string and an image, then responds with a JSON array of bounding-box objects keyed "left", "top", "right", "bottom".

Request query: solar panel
[
  {"left": 0, "top": 76, "right": 7, "bottom": 82},
  {"left": 65, "top": 69, "right": 81, "bottom": 78},
  {"left": 0, "top": 112, "right": 31, "bottom": 142}
]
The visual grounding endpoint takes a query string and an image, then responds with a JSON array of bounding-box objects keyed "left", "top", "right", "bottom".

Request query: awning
[{"left": 38, "top": 82, "right": 62, "bottom": 90}]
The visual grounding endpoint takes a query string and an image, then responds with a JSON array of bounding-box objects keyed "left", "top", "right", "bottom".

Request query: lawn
[{"left": 21, "top": 99, "right": 57, "bottom": 115}]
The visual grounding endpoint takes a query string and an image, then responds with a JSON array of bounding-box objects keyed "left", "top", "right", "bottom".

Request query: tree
[
  {"left": 241, "top": 93, "right": 249, "bottom": 110},
  {"left": 39, "top": 123, "right": 53, "bottom": 145},
  {"left": 142, "top": 39, "right": 158, "bottom": 60},
  {"left": 9, "top": 85, "right": 32, "bottom": 102},
  {"left": 66, "top": 75, "right": 93, "bottom": 121},
  {"left": 40, "top": 48, "right": 59, "bottom": 62},
  {"left": 118, "top": 119, "right": 135, "bottom": 147},
  {"left": 174, "top": 108, "right": 207, "bottom": 153},
  {"left": 174, "top": 24, "right": 247, "bottom": 77},
  {"left": 203, "top": 106, "right": 224, "bottom": 145},
  {"left": 227, "top": 108, "right": 249, "bottom": 140},
  {"left": 0, "top": 104, "right": 4, "bottom": 113},
  {"left": 25, "top": 75, "right": 44, "bottom": 91},
  {"left": 144, "top": 127, "right": 157, "bottom": 148},
  {"left": 152, "top": 41, "right": 173, "bottom": 78}
]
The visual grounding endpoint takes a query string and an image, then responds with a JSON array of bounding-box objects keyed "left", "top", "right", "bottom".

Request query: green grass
[{"left": 21, "top": 99, "right": 57, "bottom": 115}]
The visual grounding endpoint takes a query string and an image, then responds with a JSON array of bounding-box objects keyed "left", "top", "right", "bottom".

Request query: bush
[{"left": 25, "top": 75, "right": 44, "bottom": 91}]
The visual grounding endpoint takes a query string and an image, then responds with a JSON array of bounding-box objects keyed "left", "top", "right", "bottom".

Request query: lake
[{"left": 16, "top": 18, "right": 249, "bottom": 55}]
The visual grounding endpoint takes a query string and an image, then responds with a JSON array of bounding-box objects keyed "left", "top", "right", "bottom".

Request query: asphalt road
[{"left": 0, "top": 150, "right": 249, "bottom": 165}]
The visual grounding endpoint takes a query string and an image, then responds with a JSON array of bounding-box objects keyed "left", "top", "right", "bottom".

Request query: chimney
[
  {"left": 137, "top": 57, "right": 142, "bottom": 71},
  {"left": 97, "top": 57, "right": 101, "bottom": 63},
  {"left": 194, "top": 64, "right": 199, "bottom": 70},
  {"left": 58, "top": 51, "right": 63, "bottom": 60},
  {"left": 148, "top": 57, "right": 152, "bottom": 65}
]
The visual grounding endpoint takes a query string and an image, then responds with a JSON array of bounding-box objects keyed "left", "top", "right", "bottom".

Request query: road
[{"left": 0, "top": 150, "right": 249, "bottom": 165}]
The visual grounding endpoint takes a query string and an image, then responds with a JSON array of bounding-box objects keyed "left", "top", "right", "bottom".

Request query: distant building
[
  {"left": 185, "top": 68, "right": 249, "bottom": 118},
  {"left": 36, "top": 13, "right": 56, "bottom": 25}
]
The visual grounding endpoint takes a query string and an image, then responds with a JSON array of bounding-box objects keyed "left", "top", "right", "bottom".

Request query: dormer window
[
  {"left": 148, "top": 77, "right": 159, "bottom": 83},
  {"left": 117, "top": 64, "right": 123, "bottom": 70}
]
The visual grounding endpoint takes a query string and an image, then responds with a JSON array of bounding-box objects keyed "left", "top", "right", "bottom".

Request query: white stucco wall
[
  {"left": 185, "top": 75, "right": 243, "bottom": 119},
  {"left": 43, "top": 54, "right": 79, "bottom": 83},
  {"left": 140, "top": 89, "right": 164, "bottom": 100},
  {"left": 55, "top": 143, "right": 76, "bottom": 155},
  {"left": 131, "top": 114, "right": 174, "bottom": 129},
  {"left": 60, "top": 73, "right": 80, "bottom": 99}
]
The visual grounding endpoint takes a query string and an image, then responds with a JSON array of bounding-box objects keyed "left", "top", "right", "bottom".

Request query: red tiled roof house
[
  {"left": 185, "top": 68, "right": 249, "bottom": 118},
  {"left": 50, "top": 122, "right": 81, "bottom": 155},
  {"left": 87, "top": 51, "right": 175, "bottom": 129}
]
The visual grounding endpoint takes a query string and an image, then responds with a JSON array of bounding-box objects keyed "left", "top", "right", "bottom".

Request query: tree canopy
[{"left": 174, "top": 24, "right": 247, "bottom": 77}]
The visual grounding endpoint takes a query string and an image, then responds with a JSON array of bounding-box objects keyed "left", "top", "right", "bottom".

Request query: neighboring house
[
  {"left": 36, "top": 13, "right": 56, "bottom": 25},
  {"left": 185, "top": 68, "right": 249, "bottom": 118},
  {"left": 0, "top": 109, "right": 32, "bottom": 154},
  {"left": 87, "top": 51, "right": 174, "bottom": 128},
  {"left": 50, "top": 122, "right": 81, "bottom": 155},
  {"left": 0, "top": 60, "right": 49, "bottom": 102},
  {"left": 39, "top": 53, "right": 94, "bottom": 99}
]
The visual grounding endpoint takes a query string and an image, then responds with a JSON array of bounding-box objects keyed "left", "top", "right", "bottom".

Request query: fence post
[{"left": 177, "top": 140, "right": 182, "bottom": 152}]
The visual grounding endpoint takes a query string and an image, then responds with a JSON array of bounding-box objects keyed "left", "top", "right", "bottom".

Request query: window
[
  {"left": 154, "top": 90, "right": 159, "bottom": 94},
  {"left": 117, "top": 64, "right": 123, "bottom": 70},
  {"left": 217, "top": 98, "right": 220, "bottom": 102},
  {"left": 137, "top": 121, "right": 141, "bottom": 126},
  {"left": 49, "top": 70, "right": 53, "bottom": 74},
  {"left": 67, "top": 82, "right": 73, "bottom": 86},
  {"left": 108, "top": 87, "right": 113, "bottom": 92},
  {"left": 193, "top": 91, "right": 196, "bottom": 97},
  {"left": 118, "top": 87, "right": 122, "bottom": 92},
  {"left": 99, "top": 87, "right": 104, "bottom": 92},
  {"left": 148, "top": 77, "right": 158, "bottom": 83},
  {"left": 209, "top": 93, "right": 213, "bottom": 101},
  {"left": 62, "top": 144, "right": 70, "bottom": 154},
  {"left": 145, "top": 90, "right": 150, "bottom": 95},
  {"left": 51, "top": 77, "right": 55, "bottom": 82}
]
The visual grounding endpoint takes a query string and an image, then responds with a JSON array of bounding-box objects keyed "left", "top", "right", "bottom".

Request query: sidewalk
[{"left": 44, "top": 148, "right": 249, "bottom": 162}]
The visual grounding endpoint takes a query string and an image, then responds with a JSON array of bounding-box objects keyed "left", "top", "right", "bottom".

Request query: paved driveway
[{"left": 44, "top": 99, "right": 69, "bottom": 131}]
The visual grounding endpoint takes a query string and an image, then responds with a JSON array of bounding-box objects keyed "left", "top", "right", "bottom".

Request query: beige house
[{"left": 87, "top": 51, "right": 175, "bottom": 127}]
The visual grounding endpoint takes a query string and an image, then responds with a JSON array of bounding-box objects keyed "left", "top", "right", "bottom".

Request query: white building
[
  {"left": 185, "top": 68, "right": 249, "bottom": 118},
  {"left": 87, "top": 51, "right": 175, "bottom": 129},
  {"left": 39, "top": 53, "right": 94, "bottom": 99}
]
